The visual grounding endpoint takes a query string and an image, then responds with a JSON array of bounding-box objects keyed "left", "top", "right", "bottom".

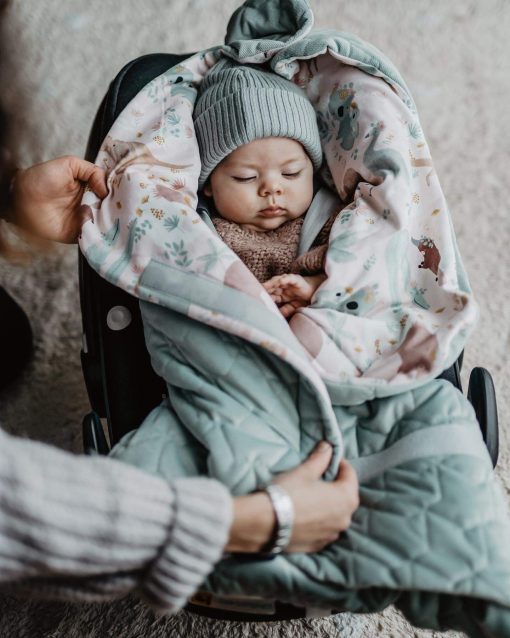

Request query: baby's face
[{"left": 204, "top": 137, "right": 314, "bottom": 233}]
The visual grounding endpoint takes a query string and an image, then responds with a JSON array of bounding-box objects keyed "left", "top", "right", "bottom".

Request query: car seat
[{"left": 79, "top": 52, "right": 500, "bottom": 621}]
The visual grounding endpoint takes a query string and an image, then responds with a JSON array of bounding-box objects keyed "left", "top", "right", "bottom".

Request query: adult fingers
[
  {"left": 334, "top": 460, "right": 360, "bottom": 511},
  {"left": 335, "top": 459, "right": 358, "bottom": 485},
  {"left": 293, "top": 441, "right": 333, "bottom": 480},
  {"left": 88, "top": 167, "right": 109, "bottom": 199},
  {"left": 66, "top": 156, "right": 108, "bottom": 198}
]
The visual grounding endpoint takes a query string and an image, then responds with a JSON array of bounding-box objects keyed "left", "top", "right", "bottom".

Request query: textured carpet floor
[{"left": 0, "top": 1, "right": 509, "bottom": 636}]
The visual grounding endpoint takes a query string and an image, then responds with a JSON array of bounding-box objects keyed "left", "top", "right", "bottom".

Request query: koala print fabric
[{"left": 79, "top": 1, "right": 510, "bottom": 634}]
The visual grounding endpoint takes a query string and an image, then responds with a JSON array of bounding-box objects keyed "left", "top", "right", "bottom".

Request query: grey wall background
[{"left": 0, "top": 1, "right": 509, "bottom": 636}]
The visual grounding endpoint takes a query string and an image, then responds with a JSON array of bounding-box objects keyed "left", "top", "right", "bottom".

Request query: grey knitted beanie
[{"left": 193, "top": 58, "right": 323, "bottom": 188}]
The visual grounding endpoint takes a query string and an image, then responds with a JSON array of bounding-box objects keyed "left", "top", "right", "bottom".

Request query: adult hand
[
  {"left": 9, "top": 156, "right": 108, "bottom": 243},
  {"left": 226, "top": 442, "right": 359, "bottom": 553}
]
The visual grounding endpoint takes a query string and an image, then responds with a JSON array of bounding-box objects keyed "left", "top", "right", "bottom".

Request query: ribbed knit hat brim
[{"left": 193, "top": 59, "right": 323, "bottom": 188}]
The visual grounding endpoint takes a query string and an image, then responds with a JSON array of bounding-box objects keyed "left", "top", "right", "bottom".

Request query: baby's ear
[{"left": 203, "top": 181, "right": 212, "bottom": 197}]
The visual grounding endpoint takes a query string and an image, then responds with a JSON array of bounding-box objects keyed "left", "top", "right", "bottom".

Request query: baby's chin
[
  {"left": 242, "top": 214, "right": 299, "bottom": 233},
  {"left": 241, "top": 220, "right": 284, "bottom": 233}
]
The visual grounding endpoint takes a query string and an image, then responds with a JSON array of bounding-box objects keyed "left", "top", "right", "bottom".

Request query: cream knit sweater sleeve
[{"left": 0, "top": 427, "right": 232, "bottom": 613}]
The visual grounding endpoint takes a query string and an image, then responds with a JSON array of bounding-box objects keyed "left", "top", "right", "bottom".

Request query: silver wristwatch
[{"left": 262, "top": 484, "right": 295, "bottom": 555}]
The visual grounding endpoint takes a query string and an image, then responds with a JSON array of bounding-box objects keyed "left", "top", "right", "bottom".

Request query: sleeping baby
[{"left": 193, "top": 59, "right": 335, "bottom": 318}]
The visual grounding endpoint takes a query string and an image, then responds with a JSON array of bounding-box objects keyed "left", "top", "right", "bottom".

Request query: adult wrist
[
  {"left": 226, "top": 485, "right": 295, "bottom": 555},
  {"left": 226, "top": 492, "right": 276, "bottom": 553}
]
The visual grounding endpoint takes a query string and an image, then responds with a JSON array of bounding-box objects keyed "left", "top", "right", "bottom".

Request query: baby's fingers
[
  {"left": 263, "top": 276, "right": 284, "bottom": 291},
  {"left": 280, "top": 300, "right": 306, "bottom": 319},
  {"left": 280, "top": 303, "right": 296, "bottom": 318},
  {"left": 266, "top": 286, "right": 283, "bottom": 301}
]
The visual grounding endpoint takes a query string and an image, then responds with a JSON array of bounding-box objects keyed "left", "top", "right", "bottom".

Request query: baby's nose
[{"left": 260, "top": 180, "right": 283, "bottom": 196}]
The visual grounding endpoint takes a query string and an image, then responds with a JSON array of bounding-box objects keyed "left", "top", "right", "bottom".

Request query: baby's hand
[{"left": 263, "top": 273, "right": 326, "bottom": 318}]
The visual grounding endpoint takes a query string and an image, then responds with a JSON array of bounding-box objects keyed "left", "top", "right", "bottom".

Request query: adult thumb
[
  {"left": 298, "top": 441, "right": 333, "bottom": 480},
  {"left": 87, "top": 166, "right": 109, "bottom": 199},
  {"left": 68, "top": 157, "right": 108, "bottom": 199}
]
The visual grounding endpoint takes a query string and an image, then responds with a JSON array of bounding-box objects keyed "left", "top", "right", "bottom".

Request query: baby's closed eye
[{"left": 232, "top": 175, "right": 256, "bottom": 182}]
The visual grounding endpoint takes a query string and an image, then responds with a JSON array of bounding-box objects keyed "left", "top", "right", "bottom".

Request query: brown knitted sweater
[{"left": 212, "top": 214, "right": 335, "bottom": 282}]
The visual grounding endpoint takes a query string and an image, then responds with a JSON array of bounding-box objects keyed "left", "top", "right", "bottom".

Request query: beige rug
[{"left": 0, "top": 1, "right": 509, "bottom": 636}]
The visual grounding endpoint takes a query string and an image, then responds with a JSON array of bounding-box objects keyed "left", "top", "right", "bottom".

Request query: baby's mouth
[{"left": 259, "top": 206, "right": 285, "bottom": 218}]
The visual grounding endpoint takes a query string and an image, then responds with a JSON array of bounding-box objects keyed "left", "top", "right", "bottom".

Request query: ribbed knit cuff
[
  {"left": 140, "top": 477, "right": 233, "bottom": 613},
  {"left": 0, "top": 429, "right": 233, "bottom": 613}
]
